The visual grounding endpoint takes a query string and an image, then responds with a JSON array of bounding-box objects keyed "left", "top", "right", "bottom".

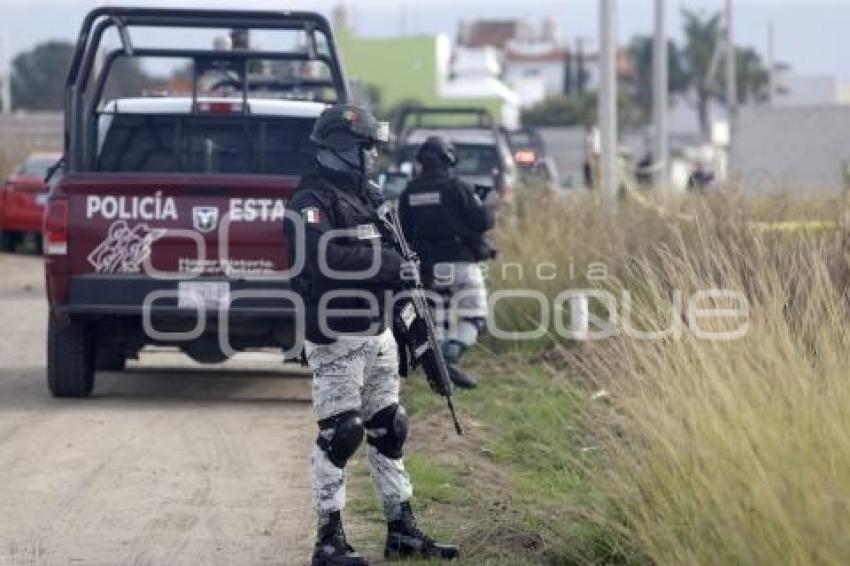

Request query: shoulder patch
[
  {"left": 302, "top": 207, "right": 322, "bottom": 224},
  {"left": 409, "top": 192, "right": 442, "bottom": 207},
  {"left": 356, "top": 224, "right": 381, "bottom": 240}
]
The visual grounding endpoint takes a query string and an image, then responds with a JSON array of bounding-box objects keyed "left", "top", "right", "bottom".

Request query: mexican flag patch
[{"left": 302, "top": 207, "right": 322, "bottom": 224}]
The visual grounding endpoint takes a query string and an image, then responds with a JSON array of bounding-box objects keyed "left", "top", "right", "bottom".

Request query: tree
[
  {"left": 679, "top": 9, "right": 774, "bottom": 137},
  {"left": 521, "top": 94, "right": 596, "bottom": 128},
  {"left": 11, "top": 41, "right": 155, "bottom": 111},
  {"left": 626, "top": 35, "right": 688, "bottom": 124},
  {"left": 680, "top": 9, "right": 723, "bottom": 138},
  {"left": 11, "top": 41, "right": 75, "bottom": 111},
  {"left": 102, "top": 58, "right": 159, "bottom": 102},
  {"left": 729, "top": 47, "right": 770, "bottom": 105}
]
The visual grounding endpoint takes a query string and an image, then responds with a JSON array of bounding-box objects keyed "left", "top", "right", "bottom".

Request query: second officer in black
[{"left": 398, "top": 136, "right": 496, "bottom": 389}]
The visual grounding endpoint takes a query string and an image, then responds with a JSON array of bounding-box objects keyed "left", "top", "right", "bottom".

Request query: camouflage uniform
[
  {"left": 431, "top": 262, "right": 488, "bottom": 349},
  {"left": 287, "top": 105, "right": 459, "bottom": 564},
  {"left": 307, "top": 329, "right": 413, "bottom": 519}
]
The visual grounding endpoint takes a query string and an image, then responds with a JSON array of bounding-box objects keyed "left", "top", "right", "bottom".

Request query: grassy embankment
[{"left": 349, "top": 189, "right": 850, "bottom": 565}]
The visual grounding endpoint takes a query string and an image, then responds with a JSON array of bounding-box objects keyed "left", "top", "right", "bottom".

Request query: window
[
  {"left": 455, "top": 144, "right": 502, "bottom": 176},
  {"left": 97, "top": 114, "right": 317, "bottom": 175}
]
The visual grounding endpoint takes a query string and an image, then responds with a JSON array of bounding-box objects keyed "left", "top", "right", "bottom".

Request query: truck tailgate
[{"left": 63, "top": 173, "right": 297, "bottom": 277}]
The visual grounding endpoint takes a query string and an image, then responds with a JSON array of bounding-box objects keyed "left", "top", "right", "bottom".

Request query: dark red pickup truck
[{"left": 45, "top": 7, "right": 349, "bottom": 396}]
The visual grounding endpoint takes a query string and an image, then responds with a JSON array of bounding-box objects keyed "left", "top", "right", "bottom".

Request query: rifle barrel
[{"left": 447, "top": 397, "right": 463, "bottom": 436}]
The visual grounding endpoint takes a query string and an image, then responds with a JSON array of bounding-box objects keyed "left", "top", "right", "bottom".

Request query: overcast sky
[{"left": 2, "top": 0, "right": 848, "bottom": 80}]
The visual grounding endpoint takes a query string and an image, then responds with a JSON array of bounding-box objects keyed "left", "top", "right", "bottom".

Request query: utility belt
[{"left": 419, "top": 236, "right": 497, "bottom": 265}]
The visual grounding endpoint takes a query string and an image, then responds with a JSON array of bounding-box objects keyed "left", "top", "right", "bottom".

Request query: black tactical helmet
[
  {"left": 310, "top": 104, "right": 388, "bottom": 151},
  {"left": 416, "top": 136, "right": 458, "bottom": 167}
]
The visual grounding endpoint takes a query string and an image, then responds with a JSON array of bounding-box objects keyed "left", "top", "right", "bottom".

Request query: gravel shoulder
[{"left": 0, "top": 253, "right": 316, "bottom": 565}]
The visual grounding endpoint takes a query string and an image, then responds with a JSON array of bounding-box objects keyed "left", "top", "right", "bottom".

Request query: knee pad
[
  {"left": 365, "top": 404, "right": 408, "bottom": 460},
  {"left": 463, "top": 317, "right": 487, "bottom": 333},
  {"left": 317, "top": 410, "right": 364, "bottom": 469}
]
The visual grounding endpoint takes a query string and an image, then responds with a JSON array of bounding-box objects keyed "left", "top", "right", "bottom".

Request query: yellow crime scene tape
[{"left": 618, "top": 166, "right": 844, "bottom": 234}]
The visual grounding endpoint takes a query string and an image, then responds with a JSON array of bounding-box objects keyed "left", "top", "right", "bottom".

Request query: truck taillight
[
  {"left": 514, "top": 150, "right": 537, "bottom": 165},
  {"left": 43, "top": 198, "right": 69, "bottom": 255},
  {"left": 196, "top": 101, "right": 244, "bottom": 113}
]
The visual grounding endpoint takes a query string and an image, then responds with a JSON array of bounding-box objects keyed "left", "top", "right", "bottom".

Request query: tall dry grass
[{"left": 491, "top": 191, "right": 850, "bottom": 565}]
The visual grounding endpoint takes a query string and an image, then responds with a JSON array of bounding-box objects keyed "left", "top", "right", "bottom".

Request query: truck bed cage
[
  {"left": 65, "top": 7, "right": 349, "bottom": 172},
  {"left": 393, "top": 106, "right": 496, "bottom": 140}
]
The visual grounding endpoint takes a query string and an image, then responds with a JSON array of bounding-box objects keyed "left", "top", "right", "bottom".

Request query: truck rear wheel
[
  {"left": 0, "top": 231, "right": 20, "bottom": 253},
  {"left": 47, "top": 318, "right": 95, "bottom": 398},
  {"left": 96, "top": 347, "right": 126, "bottom": 372}
]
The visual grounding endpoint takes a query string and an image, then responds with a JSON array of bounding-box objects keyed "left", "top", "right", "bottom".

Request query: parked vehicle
[
  {"left": 45, "top": 7, "right": 349, "bottom": 396},
  {"left": 0, "top": 152, "right": 62, "bottom": 251},
  {"left": 501, "top": 127, "right": 559, "bottom": 187},
  {"left": 389, "top": 106, "right": 517, "bottom": 205}
]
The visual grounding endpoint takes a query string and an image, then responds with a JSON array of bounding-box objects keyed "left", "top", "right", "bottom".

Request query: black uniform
[
  {"left": 398, "top": 168, "right": 495, "bottom": 269},
  {"left": 397, "top": 136, "right": 495, "bottom": 390},
  {"left": 286, "top": 172, "right": 401, "bottom": 344}
]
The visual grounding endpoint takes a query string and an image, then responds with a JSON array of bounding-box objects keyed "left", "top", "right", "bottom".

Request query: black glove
[{"left": 392, "top": 300, "right": 452, "bottom": 397}]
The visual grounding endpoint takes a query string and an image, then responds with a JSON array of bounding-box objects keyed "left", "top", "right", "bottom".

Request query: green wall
[{"left": 337, "top": 32, "right": 504, "bottom": 121}]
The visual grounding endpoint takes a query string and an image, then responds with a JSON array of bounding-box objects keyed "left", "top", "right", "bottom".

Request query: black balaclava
[
  {"left": 317, "top": 144, "right": 375, "bottom": 194},
  {"left": 418, "top": 151, "right": 449, "bottom": 176}
]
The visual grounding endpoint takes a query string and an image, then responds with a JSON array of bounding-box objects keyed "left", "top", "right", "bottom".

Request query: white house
[
  {"left": 503, "top": 40, "right": 567, "bottom": 107},
  {"left": 442, "top": 46, "right": 520, "bottom": 127}
]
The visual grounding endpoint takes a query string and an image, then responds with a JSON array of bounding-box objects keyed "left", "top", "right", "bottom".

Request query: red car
[{"left": 0, "top": 151, "right": 62, "bottom": 251}]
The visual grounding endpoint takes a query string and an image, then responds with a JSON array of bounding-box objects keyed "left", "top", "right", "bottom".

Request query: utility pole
[
  {"left": 652, "top": 0, "right": 668, "bottom": 188},
  {"left": 725, "top": 0, "right": 737, "bottom": 178},
  {"left": 576, "top": 37, "right": 585, "bottom": 95},
  {"left": 599, "top": 0, "right": 619, "bottom": 201},
  {"left": 0, "top": 31, "right": 11, "bottom": 114},
  {"left": 767, "top": 20, "right": 776, "bottom": 105}
]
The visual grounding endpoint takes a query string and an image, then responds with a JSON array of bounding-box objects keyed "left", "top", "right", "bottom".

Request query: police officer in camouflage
[
  {"left": 398, "top": 136, "right": 496, "bottom": 390},
  {"left": 285, "top": 106, "right": 459, "bottom": 566}
]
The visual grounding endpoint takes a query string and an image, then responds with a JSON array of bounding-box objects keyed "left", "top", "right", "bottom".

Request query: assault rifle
[{"left": 377, "top": 203, "right": 463, "bottom": 436}]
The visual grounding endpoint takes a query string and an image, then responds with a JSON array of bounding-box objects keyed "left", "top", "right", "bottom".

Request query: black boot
[
  {"left": 312, "top": 511, "right": 369, "bottom": 566},
  {"left": 443, "top": 341, "right": 477, "bottom": 390},
  {"left": 384, "top": 502, "right": 459, "bottom": 561},
  {"left": 447, "top": 365, "right": 478, "bottom": 390}
]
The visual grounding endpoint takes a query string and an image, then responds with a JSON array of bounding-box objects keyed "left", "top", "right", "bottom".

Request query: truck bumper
[{"left": 54, "top": 275, "right": 300, "bottom": 319}]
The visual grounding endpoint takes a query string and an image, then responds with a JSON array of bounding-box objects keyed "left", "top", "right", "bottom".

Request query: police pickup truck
[{"left": 44, "top": 7, "right": 348, "bottom": 396}]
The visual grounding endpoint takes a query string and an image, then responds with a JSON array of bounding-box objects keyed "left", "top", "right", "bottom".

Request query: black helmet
[
  {"left": 416, "top": 136, "right": 458, "bottom": 167},
  {"left": 311, "top": 105, "right": 388, "bottom": 151}
]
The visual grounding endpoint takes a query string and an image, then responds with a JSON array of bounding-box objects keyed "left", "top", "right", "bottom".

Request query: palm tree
[
  {"left": 680, "top": 9, "right": 723, "bottom": 138},
  {"left": 627, "top": 35, "right": 688, "bottom": 125},
  {"left": 730, "top": 47, "right": 771, "bottom": 104},
  {"left": 680, "top": 9, "right": 775, "bottom": 137}
]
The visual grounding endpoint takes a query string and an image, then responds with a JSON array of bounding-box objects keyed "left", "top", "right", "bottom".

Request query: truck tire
[
  {"left": 0, "top": 231, "right": 19, "bottom": 253},
  {"left": 47, "top": 318, "right": 95, "bottom": 398},
  {"left": 96, "top": 348, "right": 126, "bottom": 372}
]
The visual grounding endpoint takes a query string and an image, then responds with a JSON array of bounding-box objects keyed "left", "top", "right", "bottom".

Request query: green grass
[
  {"left": 348, "top": 358, "right": 632, "bottom": 565},
  {"left": 350, "top": 192, "right": 850, "bottom": 565}
]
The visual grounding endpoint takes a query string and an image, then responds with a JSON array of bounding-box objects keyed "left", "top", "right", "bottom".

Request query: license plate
[
  {"left": 178, "top": 281, "right": 230, "bottom": 310},
  {"left": 36, "top": 194, "right": 48, "bottom": 206}
]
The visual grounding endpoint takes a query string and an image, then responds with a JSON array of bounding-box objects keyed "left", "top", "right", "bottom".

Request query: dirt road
[{"left": 0, "top": 253, "right": 316, "bottom": 565}]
